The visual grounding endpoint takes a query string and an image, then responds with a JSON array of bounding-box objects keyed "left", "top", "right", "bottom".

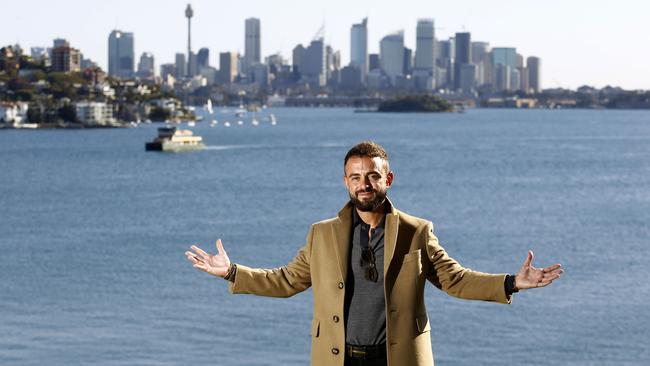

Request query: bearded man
[{"left": 186, "top": 140, "right": 563, "bottom": 366}]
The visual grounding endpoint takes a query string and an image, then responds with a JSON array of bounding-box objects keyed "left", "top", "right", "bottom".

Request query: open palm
[
  {"left": 515, "top": 250, "right": 563, "bottom": 290},
  {"left": 185, "top": 239, "right": 231, "bottom": 277}
]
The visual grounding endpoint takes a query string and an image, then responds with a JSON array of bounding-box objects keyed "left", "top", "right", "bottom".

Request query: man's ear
[{"left": 386, "top": 171, "right": 394, "bottom": 187}]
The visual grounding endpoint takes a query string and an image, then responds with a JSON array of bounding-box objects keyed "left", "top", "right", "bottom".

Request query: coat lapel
[
  {"left": 383, "top": 201, "right": 399, "bottom": 278},
  {"left": 331, "top": 203, "right": 352, "bottom": 282}
]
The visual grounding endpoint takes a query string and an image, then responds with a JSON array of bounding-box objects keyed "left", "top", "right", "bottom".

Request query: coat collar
[{"left": 331, "top": 199, "right": 400, "bottom": 281}]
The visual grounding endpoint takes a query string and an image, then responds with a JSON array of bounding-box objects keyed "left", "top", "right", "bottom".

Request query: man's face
[{"left": 343, "top": 156, "right": 393, "bottom": 212}]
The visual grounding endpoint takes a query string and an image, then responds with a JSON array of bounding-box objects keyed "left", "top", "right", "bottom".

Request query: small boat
[
  {"left": 237, "top": 120, "right": 243, "bottom": 126},
  {"left": 187, "top": 121, "right": 196, "bottom": 127},
  {"left": 210, "top": 119, "right": 218, "bottom": 127},
  {"left": 145, "top": 127, "right": 204, "bottom": 152},
  {"left": 224, "top": 121, "right": 231, "bottom": 127},
  {"left": 204, "top": 99, "right": 214, "bottom": 115}
]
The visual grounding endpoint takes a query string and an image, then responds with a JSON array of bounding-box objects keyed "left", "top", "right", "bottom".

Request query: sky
[{"left": 2, "top": 0, "right": 649, "bottom": 90}]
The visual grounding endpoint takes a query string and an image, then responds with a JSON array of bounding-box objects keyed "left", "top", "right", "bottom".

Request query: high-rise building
[
  {"left": 160, "top": 63, "right": 176, "bottom": 81},
  {"left": 380, "top": 31, "right": 404, "bottom": 86},
  {"left": 197, "top": 48, "right": 210, "bottom": 70},
  {"left": 188, "top": 51, "right": 197, "bottom": 77},
  {"left": 244, "top": 18, "right": 261, "bottom": 73},
  {"left": 527, "top": 56, "right": 541, "bottom": 93},
  {"left": 350, "top": 17, "right": 368, "bottom": 83},
  {"left": 460, "top": 63, "right": 477, "bottom": 94},
  {"left": 53, "top": 38, "right": 69, "bottom": 48},
  {"left": 415, "top": 19, "right": 435, "bottom": 71},
  {"left": 108, "top": 30, "right": 134, "bottom": 78},
  {"left": 301, "top": 38, "right": 326, "bottom": 87},
  {"left": 137, "top": 52, "right": 155, "bottom": 78},
  {"left": 492, "top": 47, "right": 517, "bottom": 69},
  {"left": 403, "top": 47, "right": 413, "bottom": 76},
  {"left": 368, "top": 53, "right": 380, "bottom": 71},
  {"left": 218, "top": 52, "right": 238, "bottom": 84},
  {"left": 471, "top": 42, "right": 490, "bottom": 86},
  {"left": 494, "top": 63, "right": 511, "bottom": 91},
  {"left": 175, "top": 53, "right": 186, "bottom": 78},
  {"left": 453, "top": 32, "right": 471, "bottom": 90},
  {"left": 414, "top": 19, "right": 435, "bottom": 90},
  {"left": 436, "top": 38, "right": 454, "bottom": 88},
  {"left": 51, "top": 46, "right": 81, "bottom": 73}
]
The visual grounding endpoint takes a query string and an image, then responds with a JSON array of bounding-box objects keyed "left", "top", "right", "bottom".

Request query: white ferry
[{"left": 145, "top": 127, "right": 204, "bottom": 152}]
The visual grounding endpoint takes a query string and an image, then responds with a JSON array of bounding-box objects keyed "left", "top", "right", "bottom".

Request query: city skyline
[{"left": 2, "top": 0, "right": 648, "bottom": 90}]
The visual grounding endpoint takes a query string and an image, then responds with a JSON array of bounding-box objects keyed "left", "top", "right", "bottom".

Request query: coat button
[
  {"left": 332, "top": 348, "right": 339, "bottom": 355},
  {"left": 338, "top": 282, "right": 344, "bottom": 289},
  {"left": 333, "top": 315, "right": 339, "bottom": 323}
]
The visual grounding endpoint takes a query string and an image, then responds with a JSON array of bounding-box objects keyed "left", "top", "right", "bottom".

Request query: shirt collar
[{"left": 351, "top": 200, "right": 388, "bottom": 229}]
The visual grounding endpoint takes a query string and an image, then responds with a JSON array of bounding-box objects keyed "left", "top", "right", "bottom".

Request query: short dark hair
[{"left": 344, "top": 141, "right": 390, "bottom": 173}]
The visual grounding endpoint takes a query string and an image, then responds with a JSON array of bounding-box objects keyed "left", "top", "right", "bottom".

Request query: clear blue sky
[{"left": 2, "top": 0, "right": 648, "bottom": 90}]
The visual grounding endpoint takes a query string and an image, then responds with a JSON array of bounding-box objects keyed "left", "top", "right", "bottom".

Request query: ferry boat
[{"left": 145, "top": 127, "right": 204, "bottom": 152}]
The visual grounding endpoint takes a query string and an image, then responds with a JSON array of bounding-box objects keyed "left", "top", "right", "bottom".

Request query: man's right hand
[{"left": 185, "top": 239, "right": 231, "bottom": 278}]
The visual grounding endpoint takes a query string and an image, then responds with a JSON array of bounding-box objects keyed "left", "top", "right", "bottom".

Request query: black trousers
[{"left": 344, "top": 356, "right": 387, "bottom": 366}]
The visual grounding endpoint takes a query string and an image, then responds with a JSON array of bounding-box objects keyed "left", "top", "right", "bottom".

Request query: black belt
[{"left": 345, "top": 343, "right": 386, "bottom": 359}]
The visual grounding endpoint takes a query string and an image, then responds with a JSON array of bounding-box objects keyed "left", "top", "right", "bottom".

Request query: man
[{"left": 185, "top": 141, "right": 563, "bottom": 366}]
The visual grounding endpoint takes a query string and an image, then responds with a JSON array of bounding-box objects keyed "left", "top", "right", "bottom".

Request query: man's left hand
[{"left": 514, "top": 250, "right": 563, "bottom": 290}]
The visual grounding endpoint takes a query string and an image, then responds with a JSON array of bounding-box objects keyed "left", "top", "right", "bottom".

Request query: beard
[{"left": 349, "top": 187, "right": 387, "bottom": 212}]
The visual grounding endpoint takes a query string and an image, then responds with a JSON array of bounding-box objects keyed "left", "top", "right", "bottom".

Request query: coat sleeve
[
  {"left": 228, "top": 225, "right": 314, "bottom": 298},
  {"left": 423, "top": 221, "right": 511, "bottom": 304}
]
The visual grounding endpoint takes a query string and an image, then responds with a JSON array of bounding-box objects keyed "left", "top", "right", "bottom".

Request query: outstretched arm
[
  {"left": 185, "top": 239, "right": 232, "bottom": 278},
  {"left": 514, "top": 250, "right": 563, "bottom": 291}
]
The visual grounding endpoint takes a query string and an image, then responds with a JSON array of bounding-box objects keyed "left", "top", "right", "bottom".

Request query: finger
[
  {"left": 185, "top": 251, "right": 202, "bottom": 261},
  {"left": 543, "top": 263, "right": 562, "bottom": 273},
  {"left": 191, "top": 245, "right": 211, "bottom": 260},
  {"left": 193, "top": 264, "right": 209, "bottom": 272},
  {"left": 186, "top": 254, "right": 200, "bottom": 264},
  {"left": 216, "top": 239, "right": 226, "bottom": 256},
  {"left": 521, "top": 250, "right": 534, "bottom": 268}
]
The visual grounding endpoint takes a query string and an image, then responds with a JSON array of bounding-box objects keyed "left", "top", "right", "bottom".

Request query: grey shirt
[{"left": 344, "top": 206, "right": 387, "bottom": 346}]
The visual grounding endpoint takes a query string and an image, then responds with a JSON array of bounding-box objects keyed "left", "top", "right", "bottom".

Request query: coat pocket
[
  {"left": 311, "top": 318, "right": 320, "bottom": 338},
  {"left": 416, "top": 314, "right": 431, "bottom": 333},
  {"left": 402, "top": 249, "right": 421, "bottom": 263}
]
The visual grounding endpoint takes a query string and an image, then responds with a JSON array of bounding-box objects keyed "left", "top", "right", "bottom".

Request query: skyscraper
[
  {"left": 175, "top": 53, "right": 186, "bottom": 78},
  {"left": 244, "top": 18, "right": 261, "bottom": 73},
  {"left": 350, "top": 17, "right": 368, "bottom": 83},
  {"left": 137, "top": 52, "right": 155, "bottom": 78},
  {"left": 527, "top": 56, "right": 541, "bottom": 93},
  {"left": 197, "top": 48, "right": 210, "bottom": 70},
  {"left": 380, "top": 31, "right": 404, "bottom": 86},
  {"left": 471, "top": 41, "right": 490, "bottom": 86},
  {"left": 415, "top": 19, "right": 435, "bottom": 71},
  {"left": 454, "top": 32, "right": 471, "bottom": 90},
  {"left": 414, "top": 19, "right": 436, "bottom": 90},
  {"left": 492, "top": 47, "right": 517, "bottom": 69},
  {"left": 301, "top": 38, "right": 326, "bottom": 87},
  {"left": 218, "top": 52, "right": 238, "bottom": 84},
  {"left": 108, "top": 30, "right": 134, "bottom": 78}
]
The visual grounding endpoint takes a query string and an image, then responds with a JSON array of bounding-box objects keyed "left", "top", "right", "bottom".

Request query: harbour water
[{"left": 1, "top": 108, "right": 649, "bottom": 365}]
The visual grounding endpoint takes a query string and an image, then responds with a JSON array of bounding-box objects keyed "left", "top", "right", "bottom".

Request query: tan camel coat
[{"left": 229, "top": 201, "right": 511, "bottom": 365}]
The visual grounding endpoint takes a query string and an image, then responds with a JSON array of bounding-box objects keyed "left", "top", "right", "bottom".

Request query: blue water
[{"left": 1, "top": 108, "right": 649, "bottom": 365}]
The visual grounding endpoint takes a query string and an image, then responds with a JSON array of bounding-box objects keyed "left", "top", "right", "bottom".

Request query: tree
[{"left": 58, "top": 104, "right": 77, "bottom": 123}]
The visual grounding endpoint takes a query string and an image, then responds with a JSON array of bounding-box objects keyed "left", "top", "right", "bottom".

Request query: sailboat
[
  {"left": 204, "top": 99, "right": 214, "bottom": 115},
  {"left": 251, "top": 113, "right": 259, "bottom": 126},
  {"left": 269, "top": 113, "right": 277, "bottom": 126}
]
